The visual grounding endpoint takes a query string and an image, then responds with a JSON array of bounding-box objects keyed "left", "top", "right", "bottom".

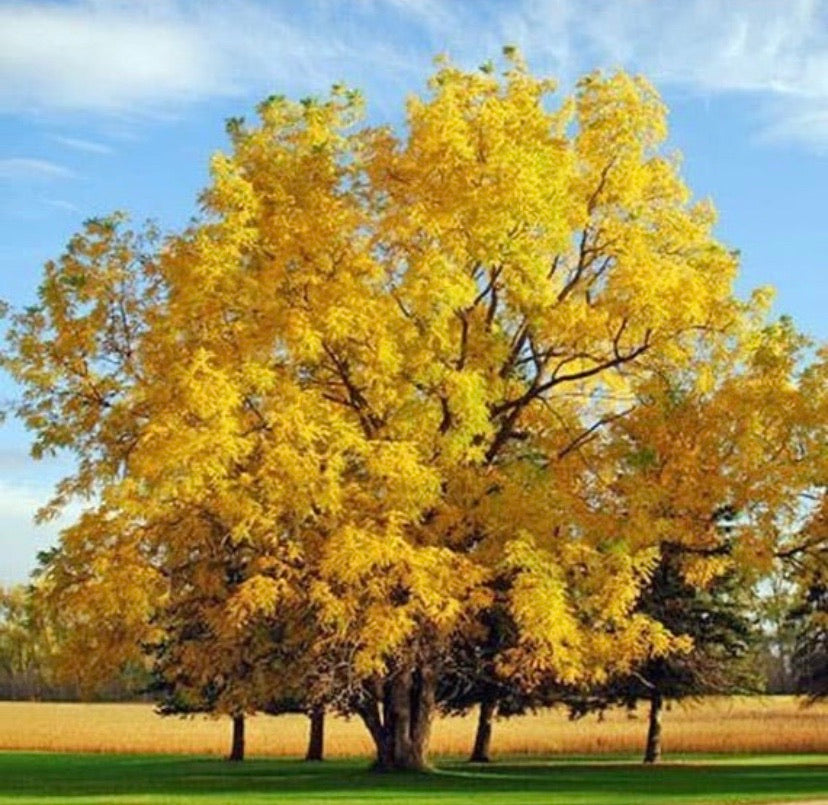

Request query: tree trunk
[
  {"left": 358, "top": 666, "right": 436, "bottom": 772},
  {"left": 643, "top": 691, "right": 663, "bottom": 764},
  {"left": 228, "top": 713, "right": 245, "bottom": 762},
  {"left": 469, "top": 696, "right": 496, "bottom": 762},
  {"left": 305, "top": 705, "right": 325, "bottom": 761}
]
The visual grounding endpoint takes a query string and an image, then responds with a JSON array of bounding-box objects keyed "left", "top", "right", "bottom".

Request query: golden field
[{"left": 0, "top": 696, "right": 825, "bottom": 758}]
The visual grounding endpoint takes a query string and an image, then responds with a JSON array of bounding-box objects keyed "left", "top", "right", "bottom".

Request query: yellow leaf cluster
[{"left": 3, "top": 51, "right": 825, "bottom": 715}]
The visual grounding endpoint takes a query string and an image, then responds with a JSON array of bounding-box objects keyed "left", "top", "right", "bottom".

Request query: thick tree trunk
[
  {"left": 643, "top": 691, "right": 663, "bottom": 764},
  {"left": 469, "top": 697, "right": 496, "bottom": 762},
  {"left": 305, "top": 705, "right": 325, "bottom": 761},
  {"left": 228, "top": 713, "right": 245, "bottom": 762},
  {"left": 358, "top": 666, "right": 436, "bottom": 772}
]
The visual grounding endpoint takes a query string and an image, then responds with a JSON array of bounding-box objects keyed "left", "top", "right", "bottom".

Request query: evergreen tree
[
  {"left": 791, "top": 572, "right": 828, "bottom": 701},
  {"left": 569, "top": 550, "right": 760, "bottom": 763}
]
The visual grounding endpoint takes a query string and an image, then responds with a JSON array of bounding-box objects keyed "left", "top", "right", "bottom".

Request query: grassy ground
[
  {"left": 1, "top": 697, "right": 826, "bottom": 757},
  {"left": 0, "top": 752, "right": 826, "bottom": 804}
]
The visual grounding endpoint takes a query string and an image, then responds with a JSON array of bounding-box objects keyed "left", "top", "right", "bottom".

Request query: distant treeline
[{"left": 0, "top": 584, "right": 149, "bottom": 702}]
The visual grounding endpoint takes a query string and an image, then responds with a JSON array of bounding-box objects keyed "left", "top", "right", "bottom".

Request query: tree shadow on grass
[{"left": 0, "top": 753, "right": 826, "bottom": 803}]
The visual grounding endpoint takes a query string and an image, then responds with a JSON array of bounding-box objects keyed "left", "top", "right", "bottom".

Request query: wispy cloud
[
  {"left": 50, "top": 135, "right": 113, "bottom": 155},
  {"left": 0, "top": 158, "right": 74, "bottom": 180},
  {"left": 0, "top": 479, "right": 53, "bottom": 585},
  {"left": 42, "top": 198, "right": 81, "bottom": 213},
  {"left": 2, "top": 1, "right": 828, "bottom": 147},
  {"left": 566, "top": 0, "right": 828, "bottom": 98},
  {"left": 375, "top": 0, "right": 828, "bottom": 145},
  {"left": 0, "top": 477, "right": 80, "bottom": 584},
  {"left": 0, "top": 2, "right": 228, "bottom": 114},
  {"left": 0, "top": 0, "right": 404, "bottom": 116}
]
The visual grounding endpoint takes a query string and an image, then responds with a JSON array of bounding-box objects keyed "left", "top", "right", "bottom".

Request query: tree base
[
  {"left": 228, "top": 714, "right": 245, "bottom": 763},
  {"left": 359, "top": 665, "right": 437, "bottom": 775},
  {"left": 304, "top": 706, "right": 325, "bottom": 762},
  {"left": 370, "top": 759, "right": 432, "bottom": 773}
]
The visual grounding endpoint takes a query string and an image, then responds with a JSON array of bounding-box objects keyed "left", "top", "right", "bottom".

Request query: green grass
[{"left": 0, "top": 752, "right": 826, "bottom": 804}]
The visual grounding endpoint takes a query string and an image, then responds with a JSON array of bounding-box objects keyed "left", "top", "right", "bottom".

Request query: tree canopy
[{"left": 3, "top": 51, "right": 826, "bottom": 770}]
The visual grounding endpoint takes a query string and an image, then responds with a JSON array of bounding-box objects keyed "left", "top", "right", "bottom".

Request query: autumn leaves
[{"left": 2, "top": 51, "right": 825, "bottom": 770}]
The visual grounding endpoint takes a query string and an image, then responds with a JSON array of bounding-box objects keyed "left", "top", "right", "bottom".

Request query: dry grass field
[{"left": 0, "top": 696, "right": 825, "bottom": 759}]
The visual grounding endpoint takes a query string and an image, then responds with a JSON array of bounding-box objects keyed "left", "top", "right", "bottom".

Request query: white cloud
[
  {"left": 50, "top": 135, "right": 113, "bottom": 155},
  {"left": 42, "top": 198, "right": 81, "bottom": 213},
  {"left": 0, "top": 480, "right": 63, "bottom": 584},
  {"left": 0, "top": 0, "right": 410, "bottom": 117},
  {"left": 371, "top": 0, "right": 828, "bottom": 147},
  {"left": 0, "top": 158, "right": 74, "bottom": 180},
  {"left": 755, "top": 102, "right": 828, "bottom": 152},
  {"left": 0, "top": 2, "right": 228, "bottom": 114},
  {"left": 2, "top": 1, "right": 828, "bottom": 145},
  {"left": 572, "top": 0, "right": 828, "bottom": 97},
  {"left": 0, "top": 447, "right": 82, "bottom": 584}
]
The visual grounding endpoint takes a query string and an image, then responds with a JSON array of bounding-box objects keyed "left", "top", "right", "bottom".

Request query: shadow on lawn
[{"left": 1, "top": 754, "right": 826, "bottom": 803}]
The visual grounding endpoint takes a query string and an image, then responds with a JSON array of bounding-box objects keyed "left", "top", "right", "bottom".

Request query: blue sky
[{"left": 1, "top": 0, "right": 827, "bottom": 583}]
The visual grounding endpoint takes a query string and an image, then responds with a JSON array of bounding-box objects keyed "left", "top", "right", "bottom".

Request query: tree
[
  {"left": 447, "top": 320, "right": 827, "bottom": 764},
  {"left": 31, "top": 528, "right": 160, "bottom": 700},
  {"left": 0, "top": 585, "right": 54, "bottom": 699},
  {"left": 3, "top": 50, "right": 816, "bottom": 771},
  {"left": 790, "top": 492, "right": 828, "bottom": 700},
  {"left": 581, "top": 323, "right": 826, "bottom": 763},
  {"left": 568, "top": 553, "right": 760, "bottom": 763},
  {"left": 305, "top": 705, "right": 326, "bottom": 762},
  {"left": 454, "top": 319, "right": 826, "bottom": 760},
  {"left": 753, "top": 571, "right": 799, "bottom": 694},
  {"left": 437, "top": 605, "right": 523, "bottom": 763},
  {"left": 146, "top": 532, "right": 295, "bottom": 763},
  {"left": 792, "top": 575, "right": 828, "bottom": 700}
]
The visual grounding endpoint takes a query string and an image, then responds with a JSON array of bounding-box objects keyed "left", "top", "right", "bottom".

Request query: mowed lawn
[{"left": 0, "top": 753, "right": 827, "bottom": 805}]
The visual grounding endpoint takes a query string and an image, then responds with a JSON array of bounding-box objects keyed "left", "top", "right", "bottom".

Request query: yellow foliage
[{"left": 2, "top": 50, "right": 825, "bottom": 727}]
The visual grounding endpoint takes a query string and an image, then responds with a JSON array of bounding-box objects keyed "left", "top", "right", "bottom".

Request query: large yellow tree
[{"left": 4, "top": 52, "right": 818, "bottom": 770}]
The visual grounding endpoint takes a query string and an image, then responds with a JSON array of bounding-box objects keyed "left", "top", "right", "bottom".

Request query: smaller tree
[
  {"left": 148, "top": 524, "right": 337, "bottom": 763},
  {"left": 791, "top": 576, "right": 828, "bottom": 700},
  {"left": 569, "top": 550, "right": 760, "bottom": 763},
  {"left": 438, "top": 602, "right": 576, "bottom": 764},
  {"left": 438, "top": 605, "right": 522, "bottom": 763},
  {"left": 789, "top": 497, "right": 828, "bottom": 701}
]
